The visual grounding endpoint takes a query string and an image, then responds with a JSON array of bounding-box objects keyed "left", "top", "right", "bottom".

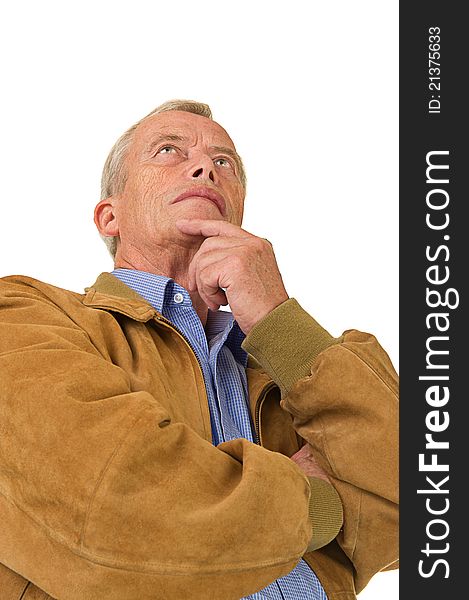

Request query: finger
[
  {"left": 176, "top": 218, "right": 252, "bottom": 239},
  {"left": 196, "top": 235, "right": 247, "bottom": 253},
  {"left": 188, "top": 247, "right": 235, "bottom": 293},
  {"left": 195, "top": 261, "right": 228, "bottom": 311},
  {"left": 187, "top": 237, "right": 247, "bottom": 280}
]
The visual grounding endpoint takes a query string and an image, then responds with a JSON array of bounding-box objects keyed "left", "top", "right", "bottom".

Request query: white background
[{"left": 0, "top": 1, "right": 398, "bottom": 597}]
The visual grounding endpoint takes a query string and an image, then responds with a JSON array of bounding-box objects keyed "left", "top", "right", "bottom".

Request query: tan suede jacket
[{"left": 0, "top": 273, "right": 398, "bottom": 600}]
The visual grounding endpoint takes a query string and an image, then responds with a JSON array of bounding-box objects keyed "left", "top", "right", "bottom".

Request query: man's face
[{"left": 113, "top": 110, "right": 245, "bottom": 253}]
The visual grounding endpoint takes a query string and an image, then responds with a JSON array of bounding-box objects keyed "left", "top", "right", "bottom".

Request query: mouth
[{"left": 171, "top": 187, "right": 226, "bottom": 216}]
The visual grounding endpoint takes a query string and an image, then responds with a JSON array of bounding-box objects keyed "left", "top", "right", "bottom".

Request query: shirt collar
[
  {"left": 111, "top": 268, "right": 247, "bottom": 365},
  {"left": 112, "top": 268, "right": 174, "bottom": 314}
]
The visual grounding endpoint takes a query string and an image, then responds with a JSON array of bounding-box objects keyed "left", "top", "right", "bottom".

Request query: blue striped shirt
[{"left": 112, "top": 268, "right": 327, "bottom": 600}]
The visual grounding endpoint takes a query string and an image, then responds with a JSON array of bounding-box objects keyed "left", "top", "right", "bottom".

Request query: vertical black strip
[{"left": 400, "top": 2, "right": 465, "bottom": 597}]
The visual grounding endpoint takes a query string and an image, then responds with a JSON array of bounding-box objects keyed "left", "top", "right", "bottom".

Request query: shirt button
[{"left": 173, "top": 292, "right": 184, "bottom": 304}]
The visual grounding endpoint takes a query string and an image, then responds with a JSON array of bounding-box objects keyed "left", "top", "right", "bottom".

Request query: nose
[
  {"left": 190, "top": 154, "right": 215, "bottom": 183},
  {"left": 192, "top": 167, "right": 214, "bottom": 182}
]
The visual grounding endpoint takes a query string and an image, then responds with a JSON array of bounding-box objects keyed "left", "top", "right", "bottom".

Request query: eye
[
  {"left": 214, "top": 157, "right": 233, "bottom": 169},
  {"left": 157, "top": 145, "right": 177, "bottom": 155}
]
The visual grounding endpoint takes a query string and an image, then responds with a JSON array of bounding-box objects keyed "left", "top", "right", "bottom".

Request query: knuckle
[
  {"left": 256, "top": 237, "right": 268, "bottom": 250},
  {"left": 249, "top": 236, "right": 267, "bottom": 252}
]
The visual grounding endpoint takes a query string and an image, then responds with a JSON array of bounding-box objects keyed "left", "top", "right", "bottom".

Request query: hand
[
  {"left": 290, "top": 443, "right": 331, "bottom": 483},
  {"left": 175, "top": 219, "right": 289, "bottom": 334}
]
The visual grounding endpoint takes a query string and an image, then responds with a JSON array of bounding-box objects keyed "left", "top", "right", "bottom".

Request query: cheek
[
  {"left": 119, "top": 167, "right": 170, "bottom": 228},
  {"left": 230, "top": 189, "right": 245, "bottom": 225},
  {"left": 132, "top": 166, "right": 167, "bottom": 199}
]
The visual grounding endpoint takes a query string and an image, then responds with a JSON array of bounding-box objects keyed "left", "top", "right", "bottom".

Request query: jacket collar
[
  {"left": 83, "top": 272, "right": 160, "bottom": 322},
  {"left": 84, "top": 273, "right": 274, "bottom": 403}
]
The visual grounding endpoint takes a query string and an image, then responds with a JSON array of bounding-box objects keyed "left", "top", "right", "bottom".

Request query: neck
[{"left": 114, "top": 239, "right": 209, "bottom": 327}]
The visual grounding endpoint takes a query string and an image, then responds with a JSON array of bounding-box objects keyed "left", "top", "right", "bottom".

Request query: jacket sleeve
[
  {"left": 0, "top": 278, "right": 325, "bottom": 600},
  {"left": 242, "top": 298, "right": 399, "bottom": 594}
]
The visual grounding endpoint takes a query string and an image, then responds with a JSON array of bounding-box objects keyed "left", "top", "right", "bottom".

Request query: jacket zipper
[
  {"left": 154, "top": 314, "right": 203, "bottom": 367},
  {"left": 153, "top": 314, "right": 212, "bottom": 440},
  {"left": 253, "top": 382, "right": 276, "bottom": 446},
  {"left": 154, "top": 314, "right": 276, "bottom": 449}
]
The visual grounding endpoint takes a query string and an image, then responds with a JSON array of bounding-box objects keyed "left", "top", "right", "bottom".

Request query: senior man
[{"left": 0, "top": 100, "right": 398, "bottom": 600}]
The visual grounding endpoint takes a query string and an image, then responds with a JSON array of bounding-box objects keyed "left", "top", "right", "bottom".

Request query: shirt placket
[{"left": 209, "top": 328, "right": 244, "bottom": 442}]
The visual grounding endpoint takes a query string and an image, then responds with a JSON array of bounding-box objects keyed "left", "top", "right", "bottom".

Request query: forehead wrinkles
[{"left": 137, "top": 114, "right": 236, "bottom": 152}]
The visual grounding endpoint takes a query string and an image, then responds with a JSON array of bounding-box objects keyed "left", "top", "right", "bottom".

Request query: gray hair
[{"left": 99, "top": 99, "right": 246, "bottom": 259}]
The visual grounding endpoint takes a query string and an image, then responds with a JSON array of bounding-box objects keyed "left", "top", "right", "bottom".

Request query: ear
[{"left": 94, "top": 197, "right": 119, "bottom": 237}]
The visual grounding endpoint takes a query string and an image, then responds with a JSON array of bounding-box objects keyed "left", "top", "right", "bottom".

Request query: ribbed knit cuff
[
  {"left": 306, "top": 477, "right": 343, "bottom": 552},
  {"left": 241, "top": 298, "right": 341, "bottom": 396}
]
